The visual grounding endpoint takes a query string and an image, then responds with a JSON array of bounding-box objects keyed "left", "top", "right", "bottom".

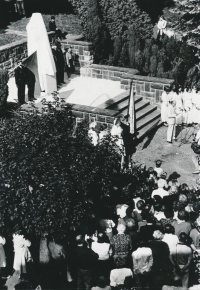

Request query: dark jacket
[
  {"left": 49, "top": 21, "right": 57, "bottom": 32},
  {"left": 14, "top": 66, "right": 26, "bottom": 86},
  {"left": 25, "top": 67, "right": 35, "bottom": 84},
  {"left": 75, "top": 245, "right": 99, "bottom": 270}
]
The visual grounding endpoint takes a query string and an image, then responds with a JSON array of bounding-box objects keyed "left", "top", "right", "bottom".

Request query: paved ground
[
  {"left": 133, "top": 124, "right": 198, "bottom": 186},
  {"left": 7, "top": 73, "right": 125, "bottom": 108}
]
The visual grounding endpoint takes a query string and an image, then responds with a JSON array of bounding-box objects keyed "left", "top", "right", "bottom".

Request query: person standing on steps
[
  {"left": 167, "top": 100, "right": 177, "bottom": 144},
  {"left": 25, "top": 67, "right": 36, "bottom": 102},
  {"left": 65, "top": 46, "right": 74, "bottom": 78}
]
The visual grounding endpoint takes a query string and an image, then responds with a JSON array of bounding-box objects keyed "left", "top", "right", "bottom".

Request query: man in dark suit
[
  {"left": 14, "top": 60, "right": 27, "bottom": 105},
  {"left": 25, "top": 67, "right": 36, "bottom": 102}
]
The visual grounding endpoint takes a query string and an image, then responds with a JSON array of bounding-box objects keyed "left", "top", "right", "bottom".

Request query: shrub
[
  {"left": 0, "top": 69, "right": 9, "bottom": 117},
  {"left": 0, "top": 104, "right": 120, "bottom": 239}
]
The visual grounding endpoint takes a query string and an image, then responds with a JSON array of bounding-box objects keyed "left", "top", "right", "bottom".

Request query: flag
[
  {"left": 128, "top": 82, "right": 136, "bottom": 135},
  {"left": 22, "top": 51, "right": 41, "bottom": 96}
]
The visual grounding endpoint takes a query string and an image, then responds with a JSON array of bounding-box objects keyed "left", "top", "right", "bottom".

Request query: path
[
  {"left": 5, "top": 29, "right": 27, "bottom": 37},
  {"left": 133, "top": 125, "right": 198, "bottom": 186}
]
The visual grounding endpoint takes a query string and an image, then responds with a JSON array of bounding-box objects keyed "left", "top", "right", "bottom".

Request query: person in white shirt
[
  {"left": 160, "top": 86, "right": 170, "bottom": 125},
  {"left": 0, "top": 235, "right": 6, "bottom": 270},
  {"left": 167, "top": 100, "right": 177, "bottom": 143},
  {"left": 88, "top": 121, "right": 99, "bottom": 146},
  {"left": 157, "top": 16, "right": 167, "bottom": 37},
  {"left": 152, "top": 179, "right": 169, "bottom": 199},
  {"left": 110, "top": 264, "right": 133, "bottom": 287},
  {"left": 91, "top": 233, "right": 112, "bottom": 280},
  {"left": 153, "top": 227, "right": 179, "bottom": 253}
]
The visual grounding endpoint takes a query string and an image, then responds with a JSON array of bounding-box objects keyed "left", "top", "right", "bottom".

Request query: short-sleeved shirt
[{"left": 110, "top": 234, "right": 132, "bottom": 255}]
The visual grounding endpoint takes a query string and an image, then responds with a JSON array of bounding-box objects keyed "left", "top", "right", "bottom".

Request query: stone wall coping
[
  {"left": 89, "top": 64, "right": 139, "bottom": 74},
  {"left": 61, "top": 40, "right": 93, "bottom": 46},
  {"left": 0, "top": 31, "right": 55, "bottom": 52},
  {"left": 132, "top": 75, "right": 174, "bottom": 84},
  {"left": 69, "top": 103, "right": 119, "bottom": 117}
]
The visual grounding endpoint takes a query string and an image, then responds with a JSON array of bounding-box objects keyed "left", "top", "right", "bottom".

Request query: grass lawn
[
  {"left": 0, "top": 14, "right": 82, "bottom": 46},
  {"left": 7, "top": 14, "right": 82, "bottom": 34},
  {"left": 0, "top": 33, "right": 24, "bottom": 46}
]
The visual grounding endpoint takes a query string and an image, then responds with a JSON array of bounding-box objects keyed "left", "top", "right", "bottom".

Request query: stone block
[
  {"left": 151, "top": 89, "right": 155, "bottom": 93},
  {"left": 114, "top": 72, "right": 122, "bottom": 77},
  {"left": 145, "top": 82, "right": 150, "bottom": 92},
  {"left": 136, "top": 84, "right": 141, "bottom": 95},
  {"left": 156, "top": 90, "right": 160, "bottom": 103},
  {"left": 74, "top": 46, "right": 78, "bottom": 49},
  {"left": 79, "top": 46, "right": 84, "bottom": 55},
  {"left": 92, "top": 73, "right": 97, "bottom": 78},
  {"left": 93, "top": 69, "right": 101, "bottom": 74},
  {"left": 106, "top": 116, "right": 115, "bottom": 124},
  {"left": 84, "top": 112, "right": 89, "bottom": 121},
  {"left": 72, "top": 110, "right": 84, "bottom": 118},
  {"left": 107, "top": 123, "right": 113, "bottom": 130},
  {"left": 84, "top": 56, "right": 92, "bottom": 62},
  {"left": 4, "top": 61, "right": 11, "bottom": 67},
  {"left": 97, "top": 115, "right": 106, "bottom": 122},
  {"left": 90, "top": 113, "right": 96, "bottom": 118},
  {"left": 110, "top": 76, "right": 120, "bottom": 81},
  {"left": 96, "top": 75, "right": 102, "bottom": 79},
  {"left": 80, "top": 67, "right": 87, "bottom": 76},
  {"left": 151, "top": 83, "right": 164, "bottom": 90},
  {"left": 108, "top": 71, "right": 114, "bottom": 77},
  {"left": 79, "top": 55, "right": 84, "bottom": 61},
  {"left": 121, "top": 79, "right": 129, "bottom": 85},
  {"left": 141, "top": 91, "right": 154, "bottom": 98},
  {"left": 121, "top": 85, "right": 125, "bottom": 90},
  {"left": 102, "top": 70, "right": 108, "bottom": 77}
]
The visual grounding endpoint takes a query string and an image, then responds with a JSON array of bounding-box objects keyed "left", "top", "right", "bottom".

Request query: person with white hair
[
  {"left": 88, "top": 121, "right": 99, "bottom": 146},
  {"left": 110, "top": 224, "right": 132, "bottom": 268},
  {"left": 151, "top": 179, "right": 169, "bottom": 198},
  {"left": 160, "top": 86, "right": 170, "bottom": 126},
  {"left": 110, "top": 117, "right": 124, "bottom": 152}
]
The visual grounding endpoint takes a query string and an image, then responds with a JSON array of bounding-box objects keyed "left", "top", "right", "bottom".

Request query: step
[
  {"left": 97, "top": 91, "right": 129, "bottom": 109},
  {"left": 137, "top": 118, "right": 162, "bottom": 139},
  {"left": 136, "top": 110, "right": 161, "bottom": 131},
  {"left": 136, "top": 105, "right": 157, "bottom": 121},
  {"left": 106, "top": 95, "right": 142, "bottom": 111},
  {"left": 119, "top": 99, "right": 151, "bottom": 117}
]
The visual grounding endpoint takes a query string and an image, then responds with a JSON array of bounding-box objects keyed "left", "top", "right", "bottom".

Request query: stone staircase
[{"left": 98, "top": 90, "right": 161, "bottom": 139}]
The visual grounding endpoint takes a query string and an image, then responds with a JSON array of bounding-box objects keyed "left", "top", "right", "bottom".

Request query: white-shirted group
[{"left": 160, "top": 86, "right": 200, "bottom": 143}]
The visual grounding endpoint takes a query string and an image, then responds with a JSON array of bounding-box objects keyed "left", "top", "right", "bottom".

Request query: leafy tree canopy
[{"left": 0, "top": 104, "right": 120, "bottom": 240}]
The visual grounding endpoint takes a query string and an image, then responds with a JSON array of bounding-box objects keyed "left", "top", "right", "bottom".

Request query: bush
[
  {"left": 0, "top": 69, "right": 9, "bottom": 116},
  {"left": 0, "top": 104, "right": 120, "bottom": 239}
]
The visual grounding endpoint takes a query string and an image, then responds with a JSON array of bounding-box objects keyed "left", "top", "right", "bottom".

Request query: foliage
[
  {"left": 168, "top": 0, "right": 200, "bottom": 52},
  {"left": 0, "top": 69, "right": 9, "bottom": 116},
  {"left": 0, "top": 103, "right": 120, "bottom": 239}
]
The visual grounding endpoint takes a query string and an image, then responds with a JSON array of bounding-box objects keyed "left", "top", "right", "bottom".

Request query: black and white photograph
[{"left": 0, "top": 0, "right": 200, "bottom": 289}]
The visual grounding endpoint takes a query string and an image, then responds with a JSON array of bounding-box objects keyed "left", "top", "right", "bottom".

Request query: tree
[
  {"left": 0, "top": 104, "right": 120, "bottom": 240},
  {"left": 168, "top": 0, "right": 200, "bottom": 53}
]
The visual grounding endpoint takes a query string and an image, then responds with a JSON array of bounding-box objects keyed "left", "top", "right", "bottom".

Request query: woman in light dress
[
  {"left": 0, "top": 235, "right": 6, "bottom": 270},
  {"left": 174, "top": 87, "right": 183, "bottom": 126},
  {"left": 191, "top": 87, "right": 198, "bottom": 124},
  {"left": 193, "top": 89, "right": 200, "bottom": 125},
  {"left": 160, "top": 86, "right": 170, "bottom": 125},
  {"left": 13, "top": 233, "right": 32, "bottom": 275},
  {"left": 182, "top": 88, "right": 193, "bottom": 125}
]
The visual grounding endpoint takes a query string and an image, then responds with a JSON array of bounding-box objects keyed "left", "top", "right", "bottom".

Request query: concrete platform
[{"left": 7, "top": 73, "right": 126, "bottom": 108}]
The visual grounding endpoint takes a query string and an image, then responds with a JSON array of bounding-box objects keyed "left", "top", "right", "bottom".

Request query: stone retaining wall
[
  {"left": 0, "top": 33, "right": 93, "bottom": 74},
  {"left": 70, "top": 103, "right": 119, "bottom": 129},
  {"left": 80, "top": 63, "right": 174, "bottom": 105},
  {"left": 132, "top": 75, "right": 174, "bottom": 105},
  {"left": 60, "top": 39, "right": 94, "bottom": 74}
]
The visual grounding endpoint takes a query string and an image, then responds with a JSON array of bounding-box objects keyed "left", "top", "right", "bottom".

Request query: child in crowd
[{"left": 154, "top": 160, "right": 163, "bottom": 178}]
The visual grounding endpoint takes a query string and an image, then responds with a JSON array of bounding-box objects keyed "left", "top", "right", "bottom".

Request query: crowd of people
[
  {"left": 0, "top": 159, "right": 200, "bottom": 290},
  {"left": 160, "top": 85, "right": 200, "bottom": 143}
]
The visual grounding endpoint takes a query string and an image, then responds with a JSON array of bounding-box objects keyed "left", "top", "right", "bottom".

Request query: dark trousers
[
  {"left": 77, "top": 268, "right": 92, "bottom": 290},
  {"left": 135, "top": 273, "right": 150, "bottom": 290},
  {"left": 27, "top": 83, "right": 35, "bottom": 100},
  {"left": 56, "top": 70, "right": 64, "bottom": 84},
  {"left": 17, "top": 83, "right": 26, "bottom": 104}
]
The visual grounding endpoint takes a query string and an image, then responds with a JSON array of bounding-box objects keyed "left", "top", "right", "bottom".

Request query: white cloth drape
[{"left": 26, "top": 13, "right": 57, "bottom": 93}]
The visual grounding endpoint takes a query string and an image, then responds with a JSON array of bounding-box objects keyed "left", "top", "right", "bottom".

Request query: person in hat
[
  {"left": 65, "top": 46, "right": 74, "bottom": 78},
  {"left": 14, "top": 60, "right": 27, "bottom": 105},
  {"left": 54, "top": 43, "right": 65, "bottom": 85}
]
